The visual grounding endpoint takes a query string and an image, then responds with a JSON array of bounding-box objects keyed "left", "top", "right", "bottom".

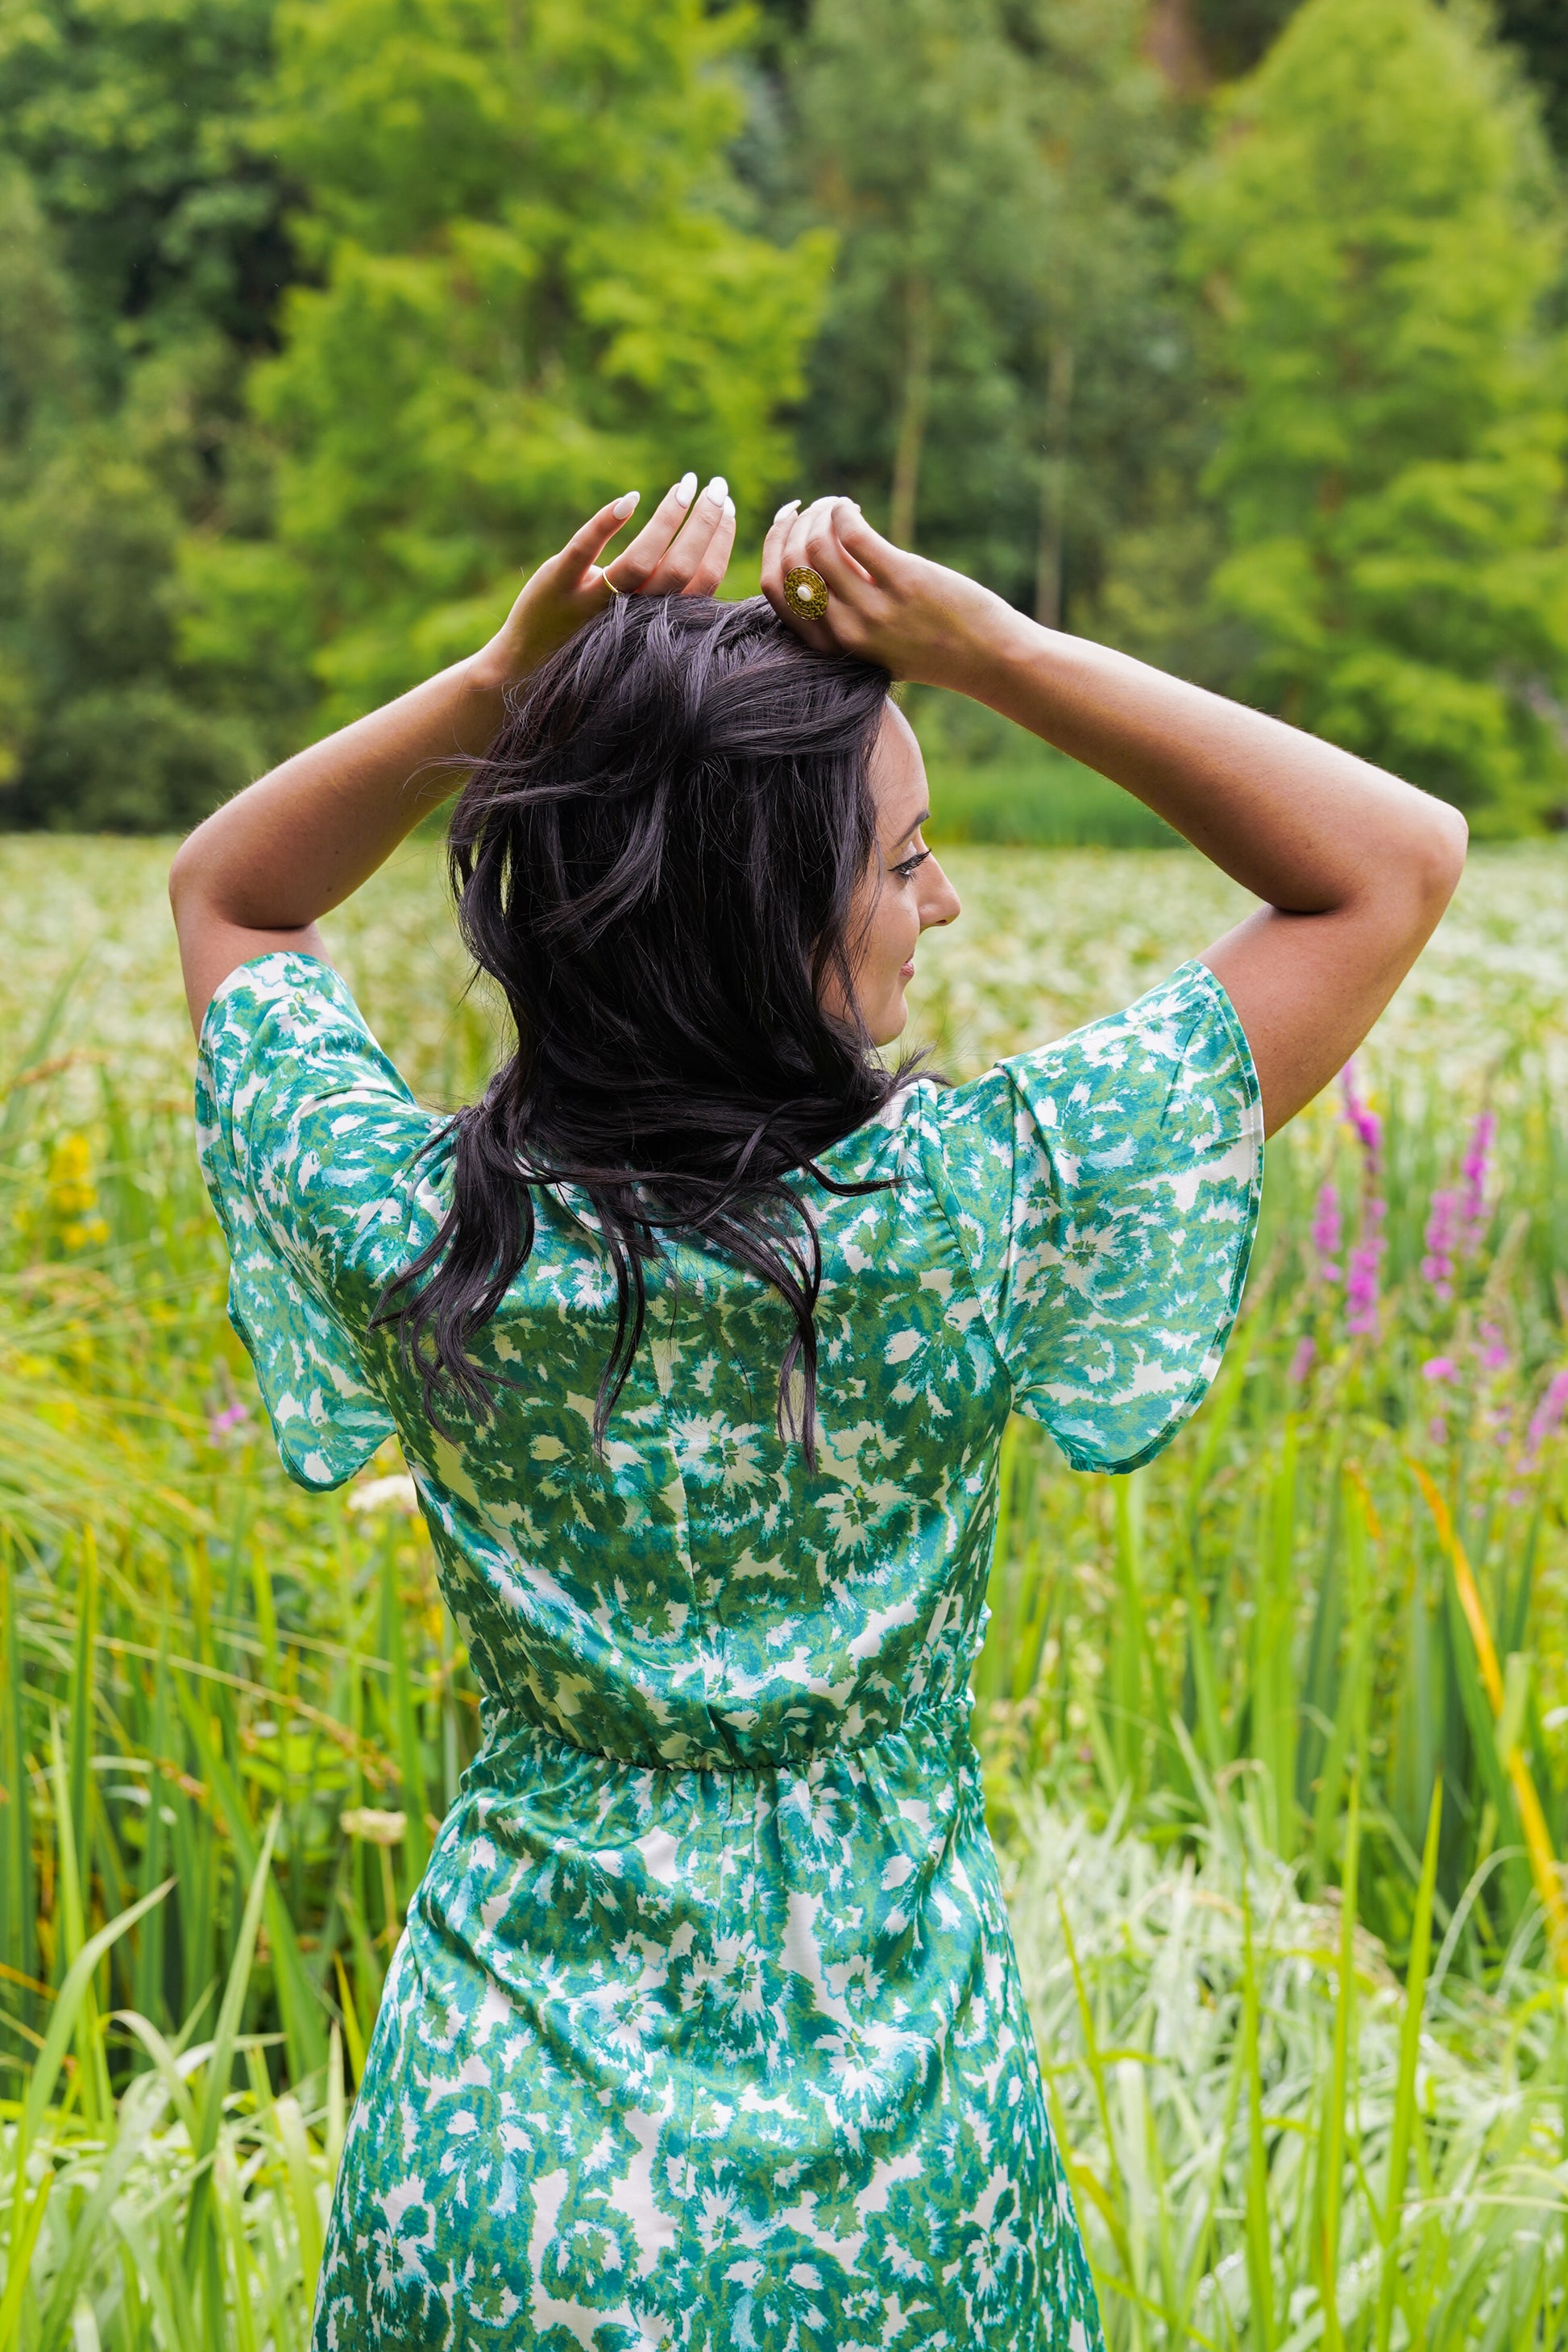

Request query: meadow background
[
  {"left": 11, "top": 0, "right": 1568, "bottom": 2345},
  {"left": 10, "top": 837, "right": 1568, "bottom": 2349}
]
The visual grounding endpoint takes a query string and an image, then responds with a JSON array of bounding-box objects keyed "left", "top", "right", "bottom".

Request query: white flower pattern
[{"left": 194, "top": 951, "right": 1262, "bottom": 2351}]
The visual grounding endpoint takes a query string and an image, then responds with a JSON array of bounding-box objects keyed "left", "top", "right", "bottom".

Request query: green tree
[
  {"left": 786, "top": 0, "right": 1192, "bottom": 638},
  {"left": 1004, "top": 0, "right": 1188, "bottom": 631},
  {"left": 1181, "top": 0, "right": 1568, "bottom": 830},
  {"left": 1495, "top": 0, "right": 1568, "bottom": 152},
  {"left": 1196, "top": 0, "right": 1568, "bottom": 153},
  {"left": 185, "top": 0, "right": 832, "bottom": 732},
  {"left": 0, "top": 0, "right": 287, "bottom": 380},
  {"left": 1192, "top": 0, "right": 1300, "bottom": 80},
  {"left": 0, "top": 0, "right": 293, "bottom": 825},
  {"left": 788, "top": 0, "right": 1041, "bottom": 587}
]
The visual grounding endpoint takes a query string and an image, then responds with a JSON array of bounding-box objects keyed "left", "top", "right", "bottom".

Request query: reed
[{"left": 977, "top": 1072, "right": 1568, "bottom": 1985}]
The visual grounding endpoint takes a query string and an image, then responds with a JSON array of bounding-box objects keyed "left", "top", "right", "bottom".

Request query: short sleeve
[
  {"left": 922, "top": 960, "right": 1263, "bottom": 1475},
  {"left": 195, "top": 952, "right": 440, "bottom": 1491}
]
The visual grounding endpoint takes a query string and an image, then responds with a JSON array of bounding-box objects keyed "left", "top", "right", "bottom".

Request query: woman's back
[
  {"left": 196, "top": 946, "right": 1256, "bottom": 2350},
  {"left": 201, "top": 951, "right": 1257, "bottom": 1769}
]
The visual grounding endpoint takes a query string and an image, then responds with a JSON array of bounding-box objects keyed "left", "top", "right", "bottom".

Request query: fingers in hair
[
  {"left": 760, "top": 500, "right": 800, "bottom": 616},
  {"left": 636, "top": 475, "right": 732, "bottom": 595},
  {"left": 801, "top": 498, "right": 873, "bottom": 599},
  {"left": 682, "top": 496, "right": 737, "bottom": 598},
  {"left": 604, "top": 471, "right": 702, "bottom": 590},
  {"left": 564, "top": 492, "right": 642, "bottom": 573}
]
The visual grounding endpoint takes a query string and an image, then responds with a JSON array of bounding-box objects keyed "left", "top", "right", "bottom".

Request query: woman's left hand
[{"left": 471, "top": 473, "right": 737, "bottom": 692}]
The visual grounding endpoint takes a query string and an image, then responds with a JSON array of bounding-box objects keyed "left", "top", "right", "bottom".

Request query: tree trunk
[
  {"left": 889, "top": 275, "right": 931, "bottom": 550},
  {"left": 1035, "top": 338, "right": 1076, "bottom": 630}
]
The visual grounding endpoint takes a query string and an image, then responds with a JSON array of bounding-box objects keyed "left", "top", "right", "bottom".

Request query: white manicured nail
[
  {"left": 674, "top": 471, "right": 698, "bottom": 508},
  {"left": 706, "top": 475, "right": 728, "bottom": 504},
  {"left": 774, "top": 500, "right": 801, "bottom": 524},
  {"left": 612, "top": 491, "right": 639, "bottom": 519},
  {"left": 723, "top": 496, "right": 735, "bottom": 520}
]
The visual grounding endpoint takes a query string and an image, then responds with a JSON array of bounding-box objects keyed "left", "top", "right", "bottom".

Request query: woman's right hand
[
  {"left": 761, "top": 496, "right": 1027, "bottom": 692},
  {"left": 472, "top": 473, "right": 738, "bottom": 695}
]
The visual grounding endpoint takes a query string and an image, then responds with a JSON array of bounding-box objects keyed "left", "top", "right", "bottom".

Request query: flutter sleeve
[
  {"left": 923, "top": 958, "right": 1263, "bottom": 1474},
  {"left": 195, "top": 951, "right": 442, "bottom": 1491}
]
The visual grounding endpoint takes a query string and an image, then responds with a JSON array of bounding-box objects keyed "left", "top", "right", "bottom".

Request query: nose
[{"left": 921, "top": 861, "right": 961, "bottom": 931}]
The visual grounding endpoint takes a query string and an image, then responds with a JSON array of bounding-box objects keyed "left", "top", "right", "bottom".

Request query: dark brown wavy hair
[{"left": 375, "top": 592, "right": 906, "bottom": 1463}]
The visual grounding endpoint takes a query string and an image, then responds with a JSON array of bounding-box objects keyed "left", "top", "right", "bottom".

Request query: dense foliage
[
  {"left": 4, "top": 0, "right": 1568, "bottom": 834},
  {"left": 1182, "top": 0, "right": 1568, "bottom": 830}
]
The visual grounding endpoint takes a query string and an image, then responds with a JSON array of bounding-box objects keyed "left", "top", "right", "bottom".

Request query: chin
[{"left": 869, "top": 999, "right": 908, "bottom": 1050}]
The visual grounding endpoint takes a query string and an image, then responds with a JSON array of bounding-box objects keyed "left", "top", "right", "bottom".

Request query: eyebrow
[{"left": 890, "top": 808, "right": 931, "bottom": 848}]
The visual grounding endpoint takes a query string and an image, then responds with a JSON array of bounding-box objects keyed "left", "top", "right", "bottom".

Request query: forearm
[
  {"left": 168, "top": 654, "right": 504, "bottom": 1033},
  {"left": 971, "top": 616, "right": 1460, "bottom": 920},
  {"left": 171, "top": 654, "right": 500, "bottom": 936},
  {"left": 969, "top": 620, "right": 1466, "bottom": 1129}
]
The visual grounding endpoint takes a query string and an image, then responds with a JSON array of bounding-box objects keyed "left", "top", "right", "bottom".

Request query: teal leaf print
[{"left": 194, "top": 950, "right": 1261, "bottom": 2348}]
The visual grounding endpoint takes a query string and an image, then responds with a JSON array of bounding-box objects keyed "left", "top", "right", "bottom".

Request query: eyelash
[{"left": 890, "top": 848, "right": 931, "bottom": 882}]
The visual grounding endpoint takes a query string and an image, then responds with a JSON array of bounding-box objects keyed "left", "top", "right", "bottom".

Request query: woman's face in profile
[{"left": 834, "top": 702, "right": 961, "bottom": 1047}]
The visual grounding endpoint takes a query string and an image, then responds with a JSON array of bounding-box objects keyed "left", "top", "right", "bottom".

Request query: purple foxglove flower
[
  {"left": 1340, "top": 1061, "right": 1382, "bottom": 1176},
  {"left": 1345, "top": 1223, "right": 1385, "bottom": 1338},
  {"left": 1421, "top": 1187, "right": 1458, "bottom": 1301},
  {"left": 1310, "top": 1181, "right": 1342, "bottom": 1280},
  {"left": 1459, "top": 1109, "right": 1495, "bottom": 1259},
  {"left": 1524, "top": 1367, "right": 1568, "bottom": 1467}
]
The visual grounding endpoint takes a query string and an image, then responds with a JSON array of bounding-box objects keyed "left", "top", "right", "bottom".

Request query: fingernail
[
  {"left": 706, "top": 475, "right": 728, "bottom": 504},
  {"left": 774, "top": 500, "right": 801, "bottom": 523},
  {"left": 612, "top": 490, "right": 639, "bottom": 519},
  {"left": 674, "top": 471, "right": 698, "bottom": 508},
  {"left": 722, "top": 495, "right": 735, "bottom": 520}
]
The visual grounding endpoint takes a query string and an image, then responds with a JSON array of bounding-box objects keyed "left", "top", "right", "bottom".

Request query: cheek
[{"left": 893, "top": 889, "right": 923, "bottom": 953}]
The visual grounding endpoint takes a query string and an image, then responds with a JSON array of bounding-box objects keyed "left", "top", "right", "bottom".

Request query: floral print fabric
[{"left": 196, "top": 950, "right": 1262, "bottom": 2350}]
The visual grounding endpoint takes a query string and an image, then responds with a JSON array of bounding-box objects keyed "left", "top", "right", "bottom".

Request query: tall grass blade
[
  {"left": 1374, "top": 1775, "right": 1441, "bottom": 2352},
  {"left": 173, "top": 1670, "right": 327, "bottom": 2079},
  {"left": 1317, "top": 1773, "right": 1359, "bottom": 2352},
  {"left": 1414, "top": 1462, "right": 1568, "bottom": 1971},
  {"left": 35, "top": 2072, "right": 170, "bottom": 2352},
  {"left": 182, "top": 1807, "right": 280, "bottom": 2276},
  {"left": 0, "top": 1541, "right": 31, "bottom": 2001},
  {"left": 1240, "top": 1877, "right": 1276, "bottom": 2352}
]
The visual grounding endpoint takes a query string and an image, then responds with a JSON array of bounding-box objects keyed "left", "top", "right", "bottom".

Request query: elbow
[
  {"left": 1363, "top": 790, "right": 1476, "bottom": 955},
  {"left": 168, "top": 825, "right": 212, "bottom": 930},
  {"left": 1377, "top": 794, "right": 1466, "bottom": 951},
  {"left": 1414, "top": 796, "right": 1468, "bottom": 918}
]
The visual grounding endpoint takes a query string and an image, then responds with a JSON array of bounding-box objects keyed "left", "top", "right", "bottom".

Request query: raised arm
[
  {"left": 763, "top": 499, "right": 1466, "bottom": 1135},
  {"left": 169, "top": 476, "right": 737, "bottom": 1033}
]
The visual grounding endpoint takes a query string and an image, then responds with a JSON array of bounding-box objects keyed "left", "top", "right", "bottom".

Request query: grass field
[{"left": 6, "top": 835, "right": 1568, "bottom": 2346}]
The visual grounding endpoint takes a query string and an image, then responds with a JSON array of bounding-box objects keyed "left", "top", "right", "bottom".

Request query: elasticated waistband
[{"left": 471, "top": 1688, "right": 975, "bottom": 1780}]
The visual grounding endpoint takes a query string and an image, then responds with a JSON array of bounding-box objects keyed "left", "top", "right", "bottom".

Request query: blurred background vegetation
[{"left": 5, "top": 0, "right": 1568, "bottom": 837}]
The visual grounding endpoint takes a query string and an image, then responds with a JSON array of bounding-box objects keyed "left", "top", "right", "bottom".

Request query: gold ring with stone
[{"left": 783, "top": 565, "right": 829, "bottom": 623}]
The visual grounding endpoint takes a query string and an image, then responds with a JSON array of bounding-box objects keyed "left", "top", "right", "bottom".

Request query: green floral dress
[{"left": 196, "top": 949, "right": 1262, "bottom": 2352}]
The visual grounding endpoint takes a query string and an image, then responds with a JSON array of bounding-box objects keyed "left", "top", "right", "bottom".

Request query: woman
[{"left": 172, "top": 474, "right": 1465, "bottom": 2350}]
